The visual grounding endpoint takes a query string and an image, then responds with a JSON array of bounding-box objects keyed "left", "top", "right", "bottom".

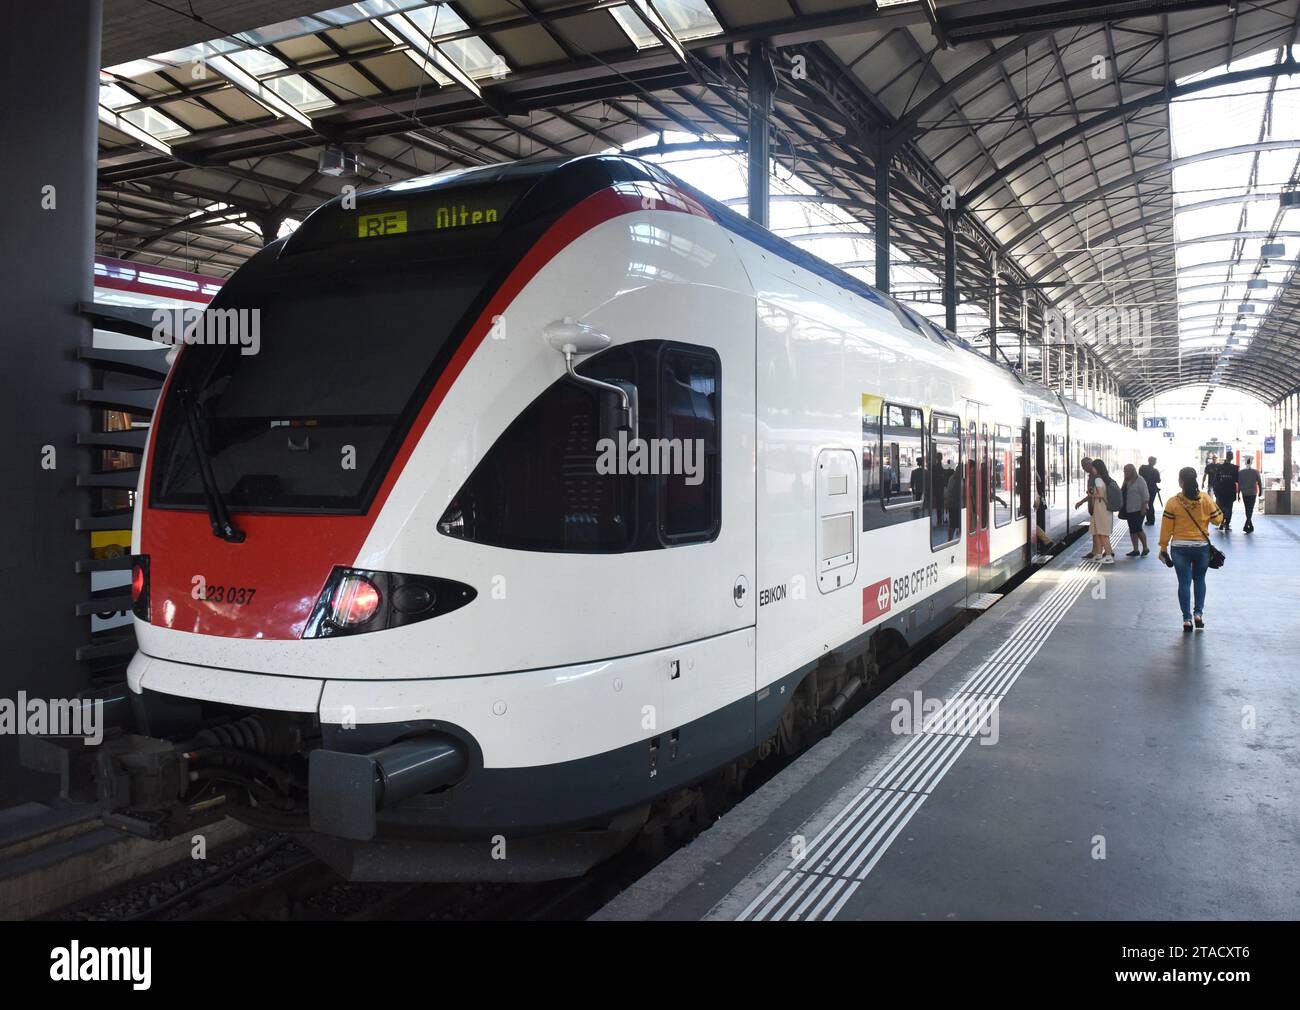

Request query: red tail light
[
  {"left": 329, "top": 575, "right": 381, "bottom": 627},
  {"left": 131, "top": 556, "right": 150, "bottom": 621}
]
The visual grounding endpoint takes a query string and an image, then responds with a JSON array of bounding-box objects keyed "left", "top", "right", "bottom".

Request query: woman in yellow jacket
[{"left": 1158, "top": 466, "right": 1224, "bottom": 632}]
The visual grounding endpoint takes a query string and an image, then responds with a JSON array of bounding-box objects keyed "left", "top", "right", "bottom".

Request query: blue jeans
[{"left": 1170, "top": 545, "right": 1209, "bottom": 621}]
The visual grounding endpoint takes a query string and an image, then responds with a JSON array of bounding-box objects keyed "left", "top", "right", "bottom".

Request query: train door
[
  {"left": 1032, "top": 419, "right": 1046, "bottom": 553},
  {"left": 965, "top": 401, "right": 992, "bottom": 597}
]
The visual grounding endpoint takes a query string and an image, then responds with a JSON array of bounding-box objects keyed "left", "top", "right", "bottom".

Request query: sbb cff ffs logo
[{"left": 863, "top": 578, "right": 892, "bottom": 623}]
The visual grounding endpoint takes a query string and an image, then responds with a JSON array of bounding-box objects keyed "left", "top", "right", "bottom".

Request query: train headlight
[
  {"left": 392, "top": 582, "right": 436, "bottom": 615},
  {"left": 304, "top": 568, "right": 476, "bottom": 638},
  {"left": 330, "top": 575, "right": 382, "bottom": 627}
]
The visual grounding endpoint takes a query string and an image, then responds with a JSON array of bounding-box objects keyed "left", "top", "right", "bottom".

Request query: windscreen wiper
[{"left": 177, "top": 387, "right": 246, "bottom": 543}]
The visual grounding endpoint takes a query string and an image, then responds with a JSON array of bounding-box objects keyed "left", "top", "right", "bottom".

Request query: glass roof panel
[
  {"left": 226, "top": 49, "right": 335, "bottom": 112},
  {"left": 611, "top": 1, "right": 724, "bottom": 50},
  {"left": 98, "top": 81, "right": 190, "bottom": 140},
  {"left": 1172, "top": 46, "right": 1300, "bottom": 397}
]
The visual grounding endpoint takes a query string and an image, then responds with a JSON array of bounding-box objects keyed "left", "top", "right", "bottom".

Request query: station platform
[{"left": 595, "top": 515, "right": 1300, "bottom": 921}]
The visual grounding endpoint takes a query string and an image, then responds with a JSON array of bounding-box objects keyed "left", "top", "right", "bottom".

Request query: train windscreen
[{"left": 149, "top": 251, "right": 492, "bottom": 514}]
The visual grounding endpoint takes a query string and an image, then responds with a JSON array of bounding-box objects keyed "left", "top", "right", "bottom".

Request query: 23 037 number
[{"left": 203, "top": 585, "right": 257, "bottom": 605}]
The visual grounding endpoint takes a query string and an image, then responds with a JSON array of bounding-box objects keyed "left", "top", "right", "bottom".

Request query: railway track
[{"left": 48, "top": 540, "right": 1076, "bottom": 924}]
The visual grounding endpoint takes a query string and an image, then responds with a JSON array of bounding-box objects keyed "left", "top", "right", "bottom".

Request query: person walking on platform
[
  {"left": 1088, "top": 459, "right": 1118, "bottom": 564},
  {"left": 1121, "top": 462, "right": 1151, "bottom": 557},
  {"left": 1238, "top": 455, "right": 1262, "bottom": 533},
  {"left": 1202, "top": 453, "right": 1220, "bottom": 497},
  {"left": 1215, "top": 450, "right": 1240, "bottom": 531},
  {"left": 1138, "top": 456, "right": 1161, "bottom": 527},
  {"left": 1159, "top": 467, "right": 1224, "bottom": 632}
]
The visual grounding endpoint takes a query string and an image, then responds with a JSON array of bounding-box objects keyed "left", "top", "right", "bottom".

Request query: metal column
[
  {"left": 0, "top": 0, "right": 102, "bottom": 807},
  {"left": 1043, "top": 324, "right": 1052, "bottom": 389},
  {"left": 874, "top": 141, "right": 891, "bottom": 294},
  {"left": 988, "top": 254, "right": 999, "bottom": 362},
  {"left": 746, "top": 42, "right": 774, "bottom": 229},
  {"left": 943, "top": 212, "right": 957, "bottom": 333},
  {"left": 1018, "top": 298, "right": 1028, "bottom": 372}
]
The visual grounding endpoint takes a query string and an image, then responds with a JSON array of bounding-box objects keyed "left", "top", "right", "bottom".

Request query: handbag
[{"left": 1180, "top": 498, "right": 1226, "bottom": 569}]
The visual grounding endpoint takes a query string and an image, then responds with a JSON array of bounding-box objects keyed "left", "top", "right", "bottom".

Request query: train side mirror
[
  {"left": 544, "top": 316, "right": 611, "bottom": 356},
  {"left": 543, "top": 317, "right": 637, "bottom": 441}
]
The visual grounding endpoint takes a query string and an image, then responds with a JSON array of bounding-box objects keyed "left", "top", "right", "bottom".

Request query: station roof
[{"left": 96, "top": 0, "right": 1300, "bottom": 406}]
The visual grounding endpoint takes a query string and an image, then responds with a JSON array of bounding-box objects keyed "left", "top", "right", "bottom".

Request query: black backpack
[{"left": 1104, "top": 477, "right": 1122, "bottom": 512}]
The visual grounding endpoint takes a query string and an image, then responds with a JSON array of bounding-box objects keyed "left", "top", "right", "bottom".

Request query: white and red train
[{"left": 55, "top": 155, "right": 1140, "bottom": 879}]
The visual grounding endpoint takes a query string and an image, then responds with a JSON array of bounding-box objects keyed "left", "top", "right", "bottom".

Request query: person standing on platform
[
  {"left": 1159, "top": 467, "right": 1224, "bottom": 632},
  {"left": 1121, "top": 462, "right": 1151, "bottom": 557},
  {"left": 1089, "top": 459, "right": 1118, "bottom": 564},
  {"left": 1075, "top": 456, "right": 1098, "bottom": 557},
  {"left": 1238, "top": 456, "right": 1262, "bottom": 533},
  {"left": 1215, "top": 450, "right": 1240, "bottom": 531},
  {"left": 1074, "top": 456, "right": 1095, "bottom": 512},
  {"left": 1202, "top": 453, "right": 1220, "bottom": 497},
  {"left": 1139, "top": 456, "right": 1161, "bottom": 527}
]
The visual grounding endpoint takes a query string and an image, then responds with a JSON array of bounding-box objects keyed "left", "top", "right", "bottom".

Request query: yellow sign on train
[{"left": 357, "top": 210, "right": 408, "bottom": 238}]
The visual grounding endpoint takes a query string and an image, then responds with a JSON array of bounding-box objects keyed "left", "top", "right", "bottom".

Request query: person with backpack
[
  {"left": 1159, "top": 467, "right": 1225, "bottom": 632},
  {"left": 1088, "top": 459, "right": 1119, "bottom": 564},
  {"left": 1238, "top": 455, "right": 1262, "bottom": 533},
  {"left": 1121, "top": 462, "right": 1151, "bottom": 557}
]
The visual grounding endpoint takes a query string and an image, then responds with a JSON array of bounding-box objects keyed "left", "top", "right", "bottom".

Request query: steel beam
[{"left": 747, "top": 42, "right": 774, "bottom": 229}]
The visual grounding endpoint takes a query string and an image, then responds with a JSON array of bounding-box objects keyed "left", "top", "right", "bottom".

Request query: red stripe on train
[{"left": 140, "top": 181, "right": 710, "bottom": 640}]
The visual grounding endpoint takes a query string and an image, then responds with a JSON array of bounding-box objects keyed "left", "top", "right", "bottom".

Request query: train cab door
[{"left": 965, "top": 401, "right": 992, "bottom": 598}]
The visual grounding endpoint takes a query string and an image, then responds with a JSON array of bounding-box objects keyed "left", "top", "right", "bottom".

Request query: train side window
[
  {"left": 1013, "top": 426, "right": 1027, "bottom": 521},
  {"left": 980, "top": 423, "right": 990, "bottom": 529},
  {"left": 994, "top": 424, "right": 1013, "bottom": 527},
  {"left": 439, "top": 340, "right": 719, "bottom": 553},
  {"left": 1073, "top": 438, "right": 1082, "bottom": 500},
  {"left": 1052, "top": 434, "right": 1065, "bottom": 505},
  {"left": 861, "top": 400, "right": 881, "bottom": 522},
  {"left": 658, "top": 347, "right": 720, "bottom": 544},
  {"left": 930, "top": 412, "right": 962, "bottom": 550},
  {"left": 882, "top": 402, "right": 925, "bottom": 511}
]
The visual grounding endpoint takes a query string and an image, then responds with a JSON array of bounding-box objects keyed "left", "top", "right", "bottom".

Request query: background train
[{"left": 35, "top": 154, "right": 1140, "bottom": 880}]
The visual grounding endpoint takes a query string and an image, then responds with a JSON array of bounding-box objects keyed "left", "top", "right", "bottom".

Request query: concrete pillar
[{"left": 0, "top": 0, "right": 102, "bottom": 807}]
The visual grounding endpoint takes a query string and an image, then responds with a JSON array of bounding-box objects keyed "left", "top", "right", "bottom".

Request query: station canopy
[{"left": 97, "top": 0, "right": 1300, "bottom": 405}]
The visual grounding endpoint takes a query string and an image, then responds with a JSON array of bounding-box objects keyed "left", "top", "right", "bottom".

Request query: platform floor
[{"left": 596, "top": 513, "right": 1300, "bottom": 921}]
